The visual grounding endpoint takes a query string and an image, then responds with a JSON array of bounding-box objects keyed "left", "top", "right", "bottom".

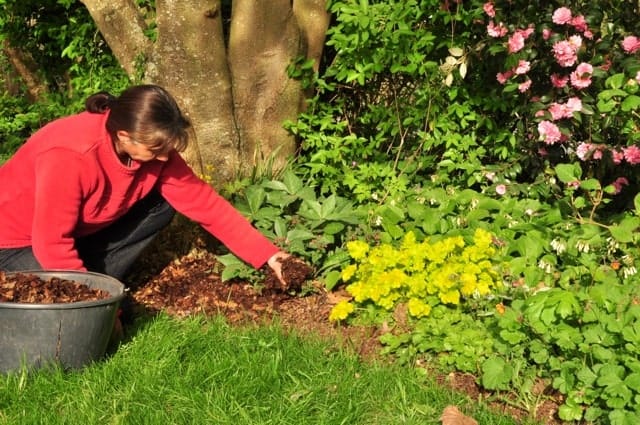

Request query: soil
[{"left": 0, "top": 271, "right": 110, "bottom": 303}]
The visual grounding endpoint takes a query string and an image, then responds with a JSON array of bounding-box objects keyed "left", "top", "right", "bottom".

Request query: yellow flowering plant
[{"left": 329, "top": 228, "right": 504, "bottom": 322}]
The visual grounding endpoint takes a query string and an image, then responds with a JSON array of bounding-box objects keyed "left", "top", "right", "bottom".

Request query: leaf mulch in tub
[{"left": 0, "top": 271, "right": 110, "bottom": 304}]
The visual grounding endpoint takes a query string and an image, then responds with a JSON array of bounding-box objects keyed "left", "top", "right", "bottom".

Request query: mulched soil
[{"left": 0, "top": 271, "right": 110, "bottom": 303}]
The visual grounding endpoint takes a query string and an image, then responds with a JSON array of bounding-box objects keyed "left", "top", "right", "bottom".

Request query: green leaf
[
  {"left": 555, "top": 163, "right": 581, "bottom": 183},
  {"left": 609, "top": 216, "right": 640, "bottom": 243},
  {"left": 622, "top": 95, "right": 640, "bottom": 112},
  {"left": 481, "top": 357, "right": 513, "bottom": 390}
]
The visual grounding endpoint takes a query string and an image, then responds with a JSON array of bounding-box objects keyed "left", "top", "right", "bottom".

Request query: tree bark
[
  {"left": 228, "top": 0, "right": 304, "bottom": 173},
  {"left": 152, "top": 0, "right": 240, "bottom": 182},
  {"left": 2, "top": 40, "right": 48, "bottom": 101},
  {"left": 77, "top": 0, "right": 331, "bottom": 186}
]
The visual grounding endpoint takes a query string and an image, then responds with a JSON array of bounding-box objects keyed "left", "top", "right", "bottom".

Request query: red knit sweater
[{"left": 0, "top": 111, "right": 279, "bottom": 270}]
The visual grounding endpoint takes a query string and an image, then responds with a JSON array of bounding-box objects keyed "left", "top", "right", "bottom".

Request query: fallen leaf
[{"left": 440, "top": 405, "right": 478, "bottom": 425}]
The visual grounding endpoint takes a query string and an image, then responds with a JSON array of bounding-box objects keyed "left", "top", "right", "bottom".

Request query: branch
[{"left": 79, "top": 0, "right": 153, "bottom": 79}]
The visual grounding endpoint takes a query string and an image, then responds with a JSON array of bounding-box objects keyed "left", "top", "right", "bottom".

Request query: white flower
[
  {"left": 576, "top": 240, "right": 590, "bottom": 253},
  {"left": 538, "top": 259, "right": 553, "bottom": 273},
  {"left": 374, "top": 215, "right": 383, "bottom": 226},
  {"left": 550, "top": 238, "right": 567, "bottom": 254},
  {"left": 623, "top": 266, "right": 637, "bottom": 279}
]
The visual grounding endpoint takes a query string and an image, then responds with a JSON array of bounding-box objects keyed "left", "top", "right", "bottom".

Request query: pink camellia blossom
[
  {"left": 518, "top": 79, "right": 532, "bottom": 92},
  {"left": 483, "top": 2, "right": 495, "bottom": 17},
  {"left": 542, "top": 28, "right": 552, "bottom": 40},
  {"left": 570, "top": 62, "right": 593, "bottom": 89},
  {"left": 593, "top": 149, "right": 603, "bottom": 160},
  {"left": 622, "top": 36, "right": 640, "bottom": 54},
  {"left": 496, "top": 70, "right": 513, "bottom": 84},
  {"left": 583, "top": 30, "right": 593, "bottom": 39},
  {"left": 636, "top": 71, "right": 640, "bottom": 84},
  {"left": 551, "top": 73, "right": 569, "bottom": 88},
  {"left": 508, "top": 32, "right": 525, "bottom": 53},
  {"left": 552, "top": 7, "right": 572, "bottom": 25},
  {"left": 569, "top": 35, "right": 583, "bottom": 49},
  {"left": 487, "top": 21, "right": 508, "bottom": 38},
  {"left": 611, "top": 149, "right": 625, "bottom": 164},
  {"left": 576, "top": 142, "right": 593, "bottom": 160},
  {"left": 548, "top": 103, "right": 573, "bottom": 120},
  {"left": 567, "top": 180, "right": 580, "bottom": 189},
  {"left": 552, "top": 40, "right": 579, "bottom": 67},
  {"left": 623, "top": 145, "right": 640, "bottom": 164},
  {"left": 538, "top": 120, "right": 562, "bottom": 144},
  {"left": 566, "top": 97, "right": 582, "bottom": 113},
  {"left": 535, "top": 109, "right": 545, "bottom": 117},
  {"left": 514, "top": 60, "right": 530, "bottom": 75},
  {"left": 570, "top": 15, "right": 588, "bottom": 32},
  {"left": 495, "top": 184, "right": 507, "bottom": 195},
  {"left": 612, "top": 177, "right": 629, "bottom": 194}
]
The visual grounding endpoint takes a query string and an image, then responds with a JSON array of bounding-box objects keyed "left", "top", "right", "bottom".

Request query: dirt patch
[{"left": 0, "top": 271, "right": 110, "bottom": 303}]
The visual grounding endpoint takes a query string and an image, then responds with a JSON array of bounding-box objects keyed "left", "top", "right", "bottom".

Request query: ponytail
[{"left": 85, "top": 92, "right": 117, "bottom": 113}]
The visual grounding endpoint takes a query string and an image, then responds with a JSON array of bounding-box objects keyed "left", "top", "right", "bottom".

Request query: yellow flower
[
  {"left": 347, "top": 240, "right": 370, "bottom": 260},
  {"left": 329, "top": 300, "right": 355, "bottom": 322},
  {"left": 440, "top": 289, "right": 461, "bottom": 305},
  {"left": 341, "top": 264, "right": 358, "bottom": 282},
  {"left": 407, "top": 298, "right": 432, "bottom": 318}
]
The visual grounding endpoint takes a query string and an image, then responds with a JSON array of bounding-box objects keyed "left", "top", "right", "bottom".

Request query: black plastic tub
[{"left": 0, "top": 270, "right": 125, "bottom": 373}]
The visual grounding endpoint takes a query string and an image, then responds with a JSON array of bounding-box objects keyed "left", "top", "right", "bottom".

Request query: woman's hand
[
  {"left": 267, "top": 251, "right": 291, "bottom": 287},
  {"left": 266, "top": 251, "right": 312, "bottom": 290}
]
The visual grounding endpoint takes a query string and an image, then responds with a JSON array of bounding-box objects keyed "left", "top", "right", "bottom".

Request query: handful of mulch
[
  {"left": 0, "top": 271, "right": 110, "bottom": 304},
  {"left": 261, "top": 256, "right": 314, "bottom": 292}
]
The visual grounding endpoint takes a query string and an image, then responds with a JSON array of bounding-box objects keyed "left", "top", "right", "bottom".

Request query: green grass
[{"left": 0, "top": 315, "right": 536, "bottom": 425}]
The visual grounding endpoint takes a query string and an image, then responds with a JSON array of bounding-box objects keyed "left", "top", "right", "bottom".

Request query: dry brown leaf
[{"left": 440, "top": 405, "right": 478, "bottom": 425}]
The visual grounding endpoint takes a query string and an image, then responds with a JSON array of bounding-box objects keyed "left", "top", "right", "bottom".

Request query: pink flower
[
  {"left": 612, "top": 177, "right": 629, "bottom": 194},
  {"left": 496, "top": 70, "right": 513, "bottom": 84},
  {"left": 538, "top": 120, "right": 562, "bottom": 144},
  {"left": 548, "top": 103, "right": 571, "bottom": 120},
  {"left": 508, "top": 32, "right": 525, "bottom": 53},
  {"left": 514, "top": 60, "right": 530, "bottom": 75},
  {"left": 487, "top": 21, "right": 508, "bottom": 38},
  {"left": 551, "top": 73, "right": 569, "bottom": 88},
  {"left": 542, "top": 28, "right": 552, "bottom": 40},
  {"left": 566, "top": 97, "right": 582, "bottom": 113},
  {"left": 518, "top": 79, "right": 532, "bottom": 92},
  {"left": 611, "top": 149, "right": 625, "bottom": 164},
  {"left": 552, "top": 7, "right": 573, "bottom": 25},
  {"left": 495, "top": 184, "right": 507, "bottom": 195},
  {"left": 552, "top": 40, "right": 579, "bottom": 67},
  {"left": 570, "top": 15, "right": 588, "bottom": 32},
  {"left": 576, "top": 142, "right": 593, "bottom": 160},
  {"left": 623, "top": 145, "right": 640, "bottom": 164},
  {"left": 567, "top": 180, "right": 580, "bottom": 189},
  {"left": 570, "top": 62, "right": 593, "bottom": 89},
  {"left": 583, "top": 30, "right": 593, "bottom": 39},
  {"left": 483, "top": 2, "right": 495, "bottom": 17},
  {"left": 593, "top": 149, "right": 603, "bottom": 160},
  {"left": 622, "top": 36, "right": 640, "bottom": 54}
]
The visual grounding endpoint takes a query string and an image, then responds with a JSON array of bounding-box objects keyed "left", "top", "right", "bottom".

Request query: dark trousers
[{"left": 0, "top": 191, "right": 175, "bottom": 282}]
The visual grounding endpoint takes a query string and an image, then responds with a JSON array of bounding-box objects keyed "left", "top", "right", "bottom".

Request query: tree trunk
[
  {"left": 78, "top": 0, "right": 330, "bottom": 186},
  {"left": 1, "top": 40, "right": 48, "bottom": 101}
]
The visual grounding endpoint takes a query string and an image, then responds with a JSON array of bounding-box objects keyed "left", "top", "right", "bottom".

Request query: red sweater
[{"left": 0, "top": 111, "right": 279, "bottom": 270}]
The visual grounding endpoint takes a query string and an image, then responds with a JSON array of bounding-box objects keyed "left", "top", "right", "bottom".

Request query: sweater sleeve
[
  {"left": 32, "top": 149, "right": 87, "bottom": 270},
  {"left": 156, "top": 152, "right": 280, "bottom": 269}
]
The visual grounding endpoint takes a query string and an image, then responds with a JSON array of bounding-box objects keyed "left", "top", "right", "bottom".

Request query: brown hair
[{"left": 85, "top": 85, "right": 191, "bottom": 153}]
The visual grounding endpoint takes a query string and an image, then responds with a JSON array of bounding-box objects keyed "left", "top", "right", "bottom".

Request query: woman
[{"left": 0, "top": 84, "right": 293, "bottom": 285}]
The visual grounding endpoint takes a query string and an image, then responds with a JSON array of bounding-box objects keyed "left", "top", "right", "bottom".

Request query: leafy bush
[{"left": 287, "top": 0, "right": 520, "bottom": 202}]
